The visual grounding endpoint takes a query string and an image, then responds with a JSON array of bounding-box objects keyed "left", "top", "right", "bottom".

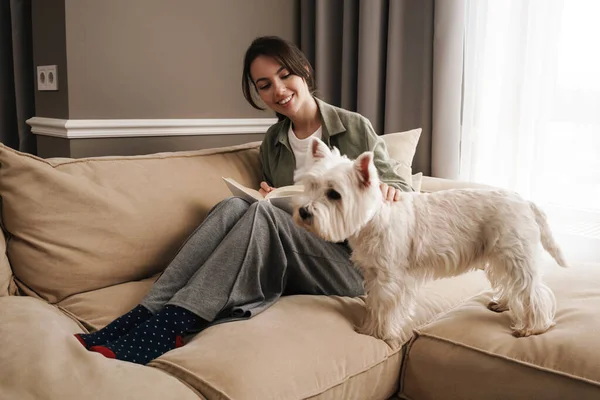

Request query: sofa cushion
[
  {"left": 411, "top": 172, "right": 423, "bottom": 192},
  {"left": 401, "top": 260, "right": 600, "bottom": 400},
  {"left": 145, "top": 271, "right": 489, "bottom": 400},
  {"left": 420, "top": 175, "right": 494, "bottom": 193},
  {"left": 0, "top": 296, "right": 203, "bottom": 400},
  {"left": 0, "top": 142, "right": 262, "bottom": 303},
  {"left": 382, "top": 128, "right": 421, "bottom": 185},
  {"left": 53, "top": 267, "right": 488, "bottom": 400},
  {"left": 154, "top": 295, "right": 403, "bottom": 400},
  {"left": 56, "top": 275, "right": 158, "bottom": 330}
]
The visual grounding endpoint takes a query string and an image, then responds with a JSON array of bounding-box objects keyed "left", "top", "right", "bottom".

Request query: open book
[{"left": 222, "top": 177, "right": 304, "bottom": 214}]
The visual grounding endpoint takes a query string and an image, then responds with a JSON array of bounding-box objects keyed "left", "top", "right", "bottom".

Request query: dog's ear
[
  {"left": 309, "top": 138, "right": 331, "bottom": 160},
  {"left": 354, "top": 152, "right": 376, "bottom": 188}
]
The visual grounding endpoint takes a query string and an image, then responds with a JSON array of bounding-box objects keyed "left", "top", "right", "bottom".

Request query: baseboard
[{"left": 26, "top": 117, "right": 278, "bottom": 139}]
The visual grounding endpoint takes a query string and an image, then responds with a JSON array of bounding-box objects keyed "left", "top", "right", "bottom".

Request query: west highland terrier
[{"left": 294, "top": 138, "right": 567, "bottom": 340}]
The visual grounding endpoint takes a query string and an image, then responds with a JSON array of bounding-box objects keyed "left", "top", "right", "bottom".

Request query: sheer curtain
[{"left": 460, "top": 0, "right": 600, "bottom": 263}]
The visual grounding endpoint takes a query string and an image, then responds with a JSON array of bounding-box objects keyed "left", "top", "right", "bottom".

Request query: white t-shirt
[{"left": 288, "top": 124, "right": 323, "bottom": 181}]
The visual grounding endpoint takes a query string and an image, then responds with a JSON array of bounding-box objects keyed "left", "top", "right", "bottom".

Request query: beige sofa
[{"left": 1, "top": 135, "right": 599, "bottom": 400}]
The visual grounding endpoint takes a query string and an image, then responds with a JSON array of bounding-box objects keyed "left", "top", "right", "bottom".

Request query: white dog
[{"left": 294, "top": 138, "right": 567, "bottom": 340}]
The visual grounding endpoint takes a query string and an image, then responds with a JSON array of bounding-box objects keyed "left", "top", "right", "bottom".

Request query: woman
[{"left": 75, "top": 36, "right": 412, "bottom": 365}]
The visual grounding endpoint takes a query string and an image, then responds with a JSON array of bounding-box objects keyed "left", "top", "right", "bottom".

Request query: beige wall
[{"left": 32, "top": 0, "right": 297, "bottom": 119}]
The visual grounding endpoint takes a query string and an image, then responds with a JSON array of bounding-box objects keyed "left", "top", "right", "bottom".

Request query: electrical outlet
[{"left": 37, "top": 65, "right": 59, "bottom": 91}]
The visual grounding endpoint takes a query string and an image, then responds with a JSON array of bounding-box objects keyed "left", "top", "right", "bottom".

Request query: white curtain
[{"left": 460, "top": 0, "right": 600, "bottom": 263}]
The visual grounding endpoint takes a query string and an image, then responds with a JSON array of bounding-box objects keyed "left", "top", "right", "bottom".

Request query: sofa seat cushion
[
  {"left": 401, "top": 260, "right": 600, "bottom": 400},
  {"left": 6, "top": 269, "right": 489, "bottom": 400},
  {"left": 0, "top": 296, "right": 202, "bottom": 400},
  {"left": 154, "top": 295, "right": 403, "bottom": 400},
  {"left": 55, "top": 275, "right": 158, "bottom": 330},
  {"left": 144, "top": 271, "right": 489, "bottom": 400}
]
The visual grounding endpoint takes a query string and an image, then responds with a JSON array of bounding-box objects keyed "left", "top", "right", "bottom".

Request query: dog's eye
[{"left": 326, "top": 189, "right": 341, "bottom": 200}]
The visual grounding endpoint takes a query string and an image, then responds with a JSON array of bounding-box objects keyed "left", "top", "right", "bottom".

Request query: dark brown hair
[{"left": 242, "top": 36, "right": 315, "bottom": 118}]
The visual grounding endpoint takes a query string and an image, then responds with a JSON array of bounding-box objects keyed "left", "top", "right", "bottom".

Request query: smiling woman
[
  {"left": 249, "top": 55, "right": 319, "bottom": 139},
  {"left": 242, "top": 36, "right": 319, "bottom": 138}
]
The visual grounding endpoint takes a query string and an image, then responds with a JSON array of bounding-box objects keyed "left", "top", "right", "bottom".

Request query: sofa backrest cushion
[{"left": 0, "top": 142, "right": 262, "bottom": 303}]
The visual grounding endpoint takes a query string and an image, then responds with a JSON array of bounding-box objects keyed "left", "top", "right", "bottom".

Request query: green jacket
[{"left": 259, "top": 97, "right": 413, "bottom": 192}]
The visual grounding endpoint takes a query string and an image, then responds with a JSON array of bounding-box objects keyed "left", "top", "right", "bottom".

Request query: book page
[
  {"left": 222, "top": 177, "right": 264, "bottom": 204},
  {"left": 265, "top": 185, "right": 304, "bottom": 200},
  {"left": 265, "top": 184, "right": 304, "bottom": 214},
  {"left": 223, "top": 178, "right": 304, "bottom": 214},
  {"left": 268, "top": 196, "right": 297, "bottom": 214}
]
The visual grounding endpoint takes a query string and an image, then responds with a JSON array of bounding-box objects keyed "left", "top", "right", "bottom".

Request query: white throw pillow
[
  {"left": 381, "top": 128, "right": 422, "bottom": 187},
  {"left": 411, "top": 172, "right": 423, "bottom": 192}
]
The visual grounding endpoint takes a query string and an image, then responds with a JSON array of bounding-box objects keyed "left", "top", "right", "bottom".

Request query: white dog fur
[{"left": 294, "top": 138, "right": 567, "bottom": 340}]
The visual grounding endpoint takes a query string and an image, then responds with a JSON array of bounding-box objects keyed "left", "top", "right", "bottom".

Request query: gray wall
[
  {"left": 63, "top": 0, "right": 297, "bottom": 119},
  {"left": 36, "top": 134, "right": 264, "bottom": 158},
  {"left": 33, "top": 0, "right": 297, "bottom": 119},
  {"left": 31, "top": 0, "right": 297, "bottom": 157},
  {"left": 32, "top": 0, "right": 69, "bottom": 119}
]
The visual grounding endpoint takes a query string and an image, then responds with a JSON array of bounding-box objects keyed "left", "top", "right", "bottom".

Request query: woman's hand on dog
[
  {"left": 259, "top": 181, "right": 275, "bottom": 197},
  {"left": 380, "top": 183, "right": 401, "bottom": 202}
]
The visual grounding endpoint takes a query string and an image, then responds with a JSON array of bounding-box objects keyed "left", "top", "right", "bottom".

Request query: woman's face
[{"left": 250, "top": 55, "right": 311, "bottom": 119}]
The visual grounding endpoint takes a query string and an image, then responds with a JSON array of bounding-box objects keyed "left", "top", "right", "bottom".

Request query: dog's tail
[{"left": 529, "top": 202, "right": 568, "bottom": 267}]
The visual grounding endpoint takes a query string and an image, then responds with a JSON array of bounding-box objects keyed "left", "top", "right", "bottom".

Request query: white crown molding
[{"left": 26, "top": 117, "right": 277, "bottom": 139}]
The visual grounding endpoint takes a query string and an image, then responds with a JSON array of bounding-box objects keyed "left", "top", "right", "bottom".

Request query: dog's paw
[
  {"left": 512, "top": 329, "right": 532, "bottom": 338},
  {"left": 356, "top": 322, "right": 401, "bottom": 340},
  {"left": 356, "top": 321, "right": 389, "bottom": 339},
  {"left": 511, "top": 320, "right": 556, "bottom": 337},
  {"left": 487, "top": 300, "right": 509, "bottom": 313},
  {"left": 356, "top": 327, "right": 396, "bottom": 340}
]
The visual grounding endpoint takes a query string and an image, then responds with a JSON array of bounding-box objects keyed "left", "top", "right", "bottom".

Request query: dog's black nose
[{"left": 298, "top": 206, "right": 311, "bottom": 220}]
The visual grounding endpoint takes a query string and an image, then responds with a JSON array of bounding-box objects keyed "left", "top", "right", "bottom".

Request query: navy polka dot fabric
[
  {"left": 75, "top": 304, "right": 152, "bottom": 348},
  {"left": 89, "top": 305, "right": 201, "bottom": 364}
]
